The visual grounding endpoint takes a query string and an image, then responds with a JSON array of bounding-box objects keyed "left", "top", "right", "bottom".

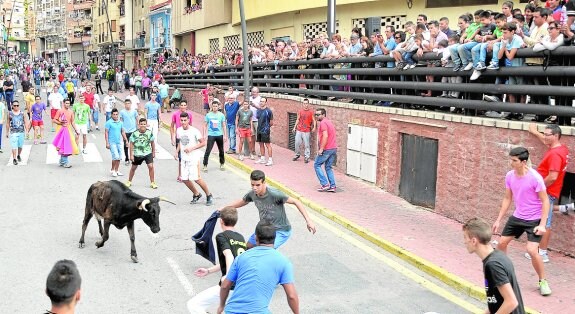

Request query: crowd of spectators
[{"left": 151, "top": 0, "right": 575, "bottom": 121}]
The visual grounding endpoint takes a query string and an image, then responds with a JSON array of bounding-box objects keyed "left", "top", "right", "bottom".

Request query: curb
[{"left": 159, "top": 118, "right": 539, "bottom": 314}]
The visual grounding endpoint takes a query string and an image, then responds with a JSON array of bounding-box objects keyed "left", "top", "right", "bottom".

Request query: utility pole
[
  {"left": 327, "top": 0, "right": 336, "bottom": 39},
  {"left": 239, "top": 0, "right": 249, "bottom": 100},
  {"left": 4, "top": 0, "right": 17, "bottom": 60},
  {"left": 102, "top": 0, "right": 114, "bottom": 68}
]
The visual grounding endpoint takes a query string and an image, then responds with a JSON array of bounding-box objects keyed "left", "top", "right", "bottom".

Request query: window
[
  {"left": 111, "top": 20, "right": 116, "bottom": 32},
  {"left": 426, "top": 0, "right": 497, "bottom": 8}
]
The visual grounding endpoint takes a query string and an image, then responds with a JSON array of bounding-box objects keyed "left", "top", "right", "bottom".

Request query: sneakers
[
  {"left": 463, "top": 63, "right": 474, "bottom": 71},
  {"left": 249, "top": 154, "right": 255, "bottom": 160},
  {"left": 125, "top": 180, "right": 132, "bottom": 187},
  {"left": 255, "top": 158, "right": 266, "bottom": 164},
  {"left": 409, "top": 64, "right": 416, "bottom": 69},
  {"left": 82, "top": 149, "right": 87, "bottom": 154},
  {"left": 470, "top": 70, "right": 482, "bottom": 81},
  {"left": 317, "top": 184, "right": 330, "bottom": 192},
  {"left": 483, "top": 95, "right": 501, "bottom": 102},
  {"left": 326, "top": 186, "right": 337, "bottom": 193},
  {"left": 62, "top": 163, "right": 72, "bottom": 168},
  {"left": 304, "top": 157, "right": 310, "bottom": 163},
  {"left": 12, "top": 159, "right": 17, "bottom": 165},
  {"left": 202, "top": 165, "right": 208, "bottom": 172},
  {"left": 403, "top": 63, "right": 411, "bottom": 70},
  {"left": 220, "top": 164, "right": 225, "bottom": 171},
  {"left": 292, "top": 155, "right": 300, "bottom": 161},
  {"left": 452, "top": 64, "right": 462, "bottom": 72},
  {"left": 116, "top": 171, "right": 124, "bottom": 176},
  {"left": 239, "top": 155, "right": 244, "bottom": 161},
  {"left": 206, "top": 194, "right": 214, "bottom": 206},
  {"left": 486, "top": 61, "right": 499, "bottom": 70},
  {"left": 150, "top": 182, "right": 158, "bottom": 189},
  {"left": 265, "top": 159, "right": 273, "bottom": 166},
  {"left": 474, "top": 62, "right": 486, "bottom": 71},
  {"left": 17, "top": 155, "right": 21, "bottom": 162},
  {"left": 226, "top": 150, "right": 236, "bottom": 154},
  {"left": 124, "top": 160, "right": 130, "bottom": 166},
  {"left": 524, "top": 251, "right": 550, "bottom": 263},
  {"left": 190, "top": 193, "right": 203, "bottom": 204},
  {"left": 539, "top": 279, "right": 552, "bottom": 296},
  {"left": 111, "top": 171, "right": 118, "bottom": 177}
]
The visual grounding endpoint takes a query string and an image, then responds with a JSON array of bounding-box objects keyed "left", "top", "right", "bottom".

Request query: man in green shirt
[
  {"left": 73, "top": 94, "right": 91, "bottom": 154},
  {"left": 126, "top": 118, "right": 157, "bottom": 189}
]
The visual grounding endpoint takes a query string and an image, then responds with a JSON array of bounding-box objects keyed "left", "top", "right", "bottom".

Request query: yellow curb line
[{"left": 219, "top": 151, "right": 540, "bottom": 314}]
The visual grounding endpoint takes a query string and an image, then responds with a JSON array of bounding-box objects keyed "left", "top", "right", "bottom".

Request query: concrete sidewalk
[{"left": 113, "top": 88, "right": 573, "bottom": 313}]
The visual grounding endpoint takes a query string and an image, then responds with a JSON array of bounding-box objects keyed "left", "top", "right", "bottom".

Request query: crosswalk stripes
[
  {"left": 155, "top": 143, "right": 174, "bottom": 160},
  {"left": 6, "top": 145, "right": 32, "bottom": 166},
  {"left": 46, "top": 144, "right": 61, "bottom": 164},
  {"left": 81, "top": 143, "right": 103, "bottom": 163}
]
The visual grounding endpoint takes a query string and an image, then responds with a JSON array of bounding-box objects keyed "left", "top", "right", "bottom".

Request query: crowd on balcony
[{"left": 151, "top": 0, "right": 575, "bottom": 122}]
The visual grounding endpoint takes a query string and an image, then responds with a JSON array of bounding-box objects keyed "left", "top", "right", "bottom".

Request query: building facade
[
  {"left": 120, "top": 0, "right": 150, "bottom": 70},
  {"left": 92, "top": 0, "right": 120, "bottom": 65},
  {"left": 149, "top": 0, "right": 171, "bottom": 55},
  {"left": 35, "top": 0, "right": 67, "bottom": 62},
  {"left": 171, "top": 0, "right": 511, "bottom": 55},
  {"left": 3, "top": 0, "right": 33, "bottom": 55},
  {"left": 66, "top": 0, "right": 93, "bottom": 64}
]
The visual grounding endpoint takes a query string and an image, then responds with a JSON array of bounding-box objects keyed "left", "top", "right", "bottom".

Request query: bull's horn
[
  {"left": 139, "top": 199, "right": 151, "bottom": 211},
  {"left": 159, "top": 196, "right": 176, "bottom": 205}
]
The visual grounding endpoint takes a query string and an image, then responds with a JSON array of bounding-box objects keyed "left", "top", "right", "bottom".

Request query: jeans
[
  {"left": 403, "top": 52, "right": 415, "bottom": 65},
  {"left": 491, "top": 42, "right": 501, "bottom": 64},
  {"left": 294, "top": 130, "right": 311, "bottom": 158},
  {"left": 314, "top": 148, "right": 337, "bottom": 187},
  {"left": 105, "top": 112, "right": 112, "bottom": 121},
  {"left": 109, "top": 142, "right": 122, "bottom": 160},
  {"left": 59, "top": 155, "right": 69, "bottom": 165},
  {"left": 227, "top": 124, "right": 236, "bottom": 151},
  {"left": 124, "top": 132, "right": 133, "bottom": 161},
  {"left": 91, "top": 109, "right": 99, "bottom": 128},
  {"left": 5, "top": 91, "right": 14, "bottom": 111},
  {"left": 449, "top": 44, "right": 461, "bottom": 65},
  {"left": 203, "top": 135, "right": 225, "bottom": 166},
  {"left": 0, "top": 124, "right": 3, "bottom": 148},
  {"left": 457, "top": 42, "right": 479, "bottom": 66},
  {"left": 471, "top": 43, "right": 489, "bottom": 66}
]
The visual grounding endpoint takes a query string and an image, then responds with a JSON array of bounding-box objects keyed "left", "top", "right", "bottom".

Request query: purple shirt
[
  {"left": 142, "top": 77, "right": 151, "bottom": 88},
  {"left": 31, "top": 102, "right": 46, "bottom": 121},
  {"left": 505, "top": 168, "right": 546, "bottom": 221}
]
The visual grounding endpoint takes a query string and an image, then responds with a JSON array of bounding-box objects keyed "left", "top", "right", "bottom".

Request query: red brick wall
[{"left": 178, "top": 88, "right": 575, "bottom": 255}]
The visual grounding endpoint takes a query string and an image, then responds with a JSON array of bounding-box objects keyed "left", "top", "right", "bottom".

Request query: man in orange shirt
[{"left": 292, "top": 98, "right": 316, "bottom": 164}]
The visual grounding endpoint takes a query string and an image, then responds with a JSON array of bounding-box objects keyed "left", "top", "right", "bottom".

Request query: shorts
[
  {"left": 133, "top": 153, "right": 153, "bottom": 165},
  {"left": 546, "top": 195, "right": 556, "bottom": 228},
  {"left": 75, "top": 123, "right": 88, "bottom": 135},
  {"left": 50, "top": 109, "right": 58, "bottom": 119},
  {"left": 181, "top": 159, "right": 201, "bottom": 181},
  {"left": 248, "top": 229, "right": 292, "bottom": 249},
  {"left": 508, "top": 76, "right": 524, "bottom": 85},
  {"left": 251, "top": 121, "right": 258, "bottom": 135},
  {"left": 32, "top": 120, "right": 44, "bottom": 127},
  {"left": 238, "top": 127, "right": 251, "bottom": 138},
  {"left": 9, "top": 133, "right": 24, "bottom": 148},
  {"left": 203, "top": 102, "right": 209, "bottom": 110},
  {"left": 256, "top": 132, "right": 270, "bottom": 143},
  {"left": 502, "top": 215, "right": 542, "bottom": 243},
  {"left": 109, "top": 142, "right": 122, "bottom": 160}
]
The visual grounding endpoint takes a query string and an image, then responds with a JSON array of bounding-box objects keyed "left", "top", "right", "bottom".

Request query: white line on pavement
[
  {"left": 46, "top": 144, "right": 61, "bottom": 164},
  {"left": 166, "top": 257, "right": 195, "bottom": 296},
  {"left": 6, "top": 144, "right": 32, "bottom": 166},
  {"left": 91, "top": 134, "right": 96, "bottom": 139},
  {"left": 155, "top": 143, "right": 173, "bottom": 160},
  {"left": 82, "top": 143, "right": 103, "bottom": 163}
]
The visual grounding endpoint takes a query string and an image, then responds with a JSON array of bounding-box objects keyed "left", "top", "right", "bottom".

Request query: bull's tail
[{"left": 85, "top": 183, "right": 96, "bottom": 215}]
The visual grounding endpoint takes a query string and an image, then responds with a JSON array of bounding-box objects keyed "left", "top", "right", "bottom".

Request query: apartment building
[
  {"left": 92, "top": 0, "right": 120, "bottom": 65},
  {"left": 66, "top": 0, "right": 93, "bottom": 64},
  {"left": 35, "top": 0, "right": 67, "bottom": 61},
  {"left": 2, "top": 0, "right": 32, "bottom": 54}
]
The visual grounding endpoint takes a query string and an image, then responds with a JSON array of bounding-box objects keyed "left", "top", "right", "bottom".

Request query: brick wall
[{"left": 178, "top": 88, "right": 575, "bottom": 255}]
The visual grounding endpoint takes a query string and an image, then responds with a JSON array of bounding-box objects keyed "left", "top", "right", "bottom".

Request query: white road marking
[
  {"left": 154, "top": 143, "right": 173, "bottom": 160},
  {"left": 6, "top": 144, "right": 32, "bottom": 166},
  {"left": 166, "top": 257, "right": 195, "bottom": 296},
  {"left": 82, "top": 143, "right": 103, "bottom": 163},
  {"left": 46, "top": 144, "right": 61, "bottom": 164},
  {"left": 91, "top": 134, "right": 96, "bottom": 139}
]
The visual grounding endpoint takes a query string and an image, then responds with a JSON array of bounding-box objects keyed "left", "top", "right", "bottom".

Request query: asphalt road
[{"left": 0, "top": 92, "right": 485, "bottom": 313}]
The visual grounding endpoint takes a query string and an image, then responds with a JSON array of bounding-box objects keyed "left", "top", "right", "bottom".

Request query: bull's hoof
[
  {"left": 131, "top": 255, "right": 139, "bottom": 263},
  {"left": 78, "top": 242, "right": 85, "bottom": 248},
  {"left": 95, "top": 241, "right": 104, "bottom": 248}
]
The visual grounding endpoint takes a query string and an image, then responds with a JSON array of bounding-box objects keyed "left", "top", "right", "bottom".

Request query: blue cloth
[
  {"left": 225, "top": 246, "right": 294, "bottom": 314},
  {"left": 191, "top": 211, "right": 221, "bottom": 264},
  {"left": 205, "top": 111, "right": 226, "bottom": 136},
  {"left": 109, "top": 142, "right": 122, "bottom": 160},
  {"left": 227, "top": 123, "right": 236, "bottom": 151},
  {"left": 256, "top": 108, "right": 273, "bottom": 134},
  {"left": 105, "top": 119, "right": 123, "bottom": 144},
  {"left": 145, "top": 101, "right": 161, "bottom": 120},
  {"left": 385, "top": 38, "right": 397, "bottom": 68},
  {"left": 225, "top": 101, "right": 240, "bottom": 125},
  {"left": 315, "top": 148, "right": 337, "bottom": 188},
  {"left": 119, "top": 109, "right": 138, "bottom": 133},
  {"left": 247, "top": 230, "right": 292, "bottom": 249}
]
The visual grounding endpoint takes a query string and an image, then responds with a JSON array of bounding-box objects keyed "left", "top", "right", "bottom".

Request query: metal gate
[
  {"left": 399, "top": 134, "right": 438, "bottom": 208},
  {"left": 288, "top": 113, "right": 297, "bottom": 151}
]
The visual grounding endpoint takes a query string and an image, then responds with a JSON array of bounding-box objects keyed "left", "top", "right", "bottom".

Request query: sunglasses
[
  {"left": 12, "top": 104, "right": 19, "bottom": 107},
  {"left": 395, "top": 37, "right": 401, "bottom": 39},
  {"left": 314, "top": 113, "right": 321, "bottom": 116}
]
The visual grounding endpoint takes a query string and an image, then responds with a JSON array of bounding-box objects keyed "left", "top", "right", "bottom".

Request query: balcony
[
  {"left": 72, "top": 0, "right": 94, "bottom": 10},
  {"left": 119, "top": 3, "right": 125, "bottom": 17},
  {"left": 67, "top": 33, "right": 91, "bottom": 44},
  {"left": 123, "top": 37, "right": 149, "bottom": 50}
]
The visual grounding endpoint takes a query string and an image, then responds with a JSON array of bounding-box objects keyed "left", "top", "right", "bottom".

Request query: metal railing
[{"left": 163, "top": 46, "right": 575, "bottom": 125}]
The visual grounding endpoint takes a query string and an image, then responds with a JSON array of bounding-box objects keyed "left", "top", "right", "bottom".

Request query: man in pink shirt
[
  {"left": 170, "top": 100, "right": 194, "bottom": 182},
  {"left": 492, "top": 146, "right": 552, "bottom": 296},
  {"left": 314, "top": 108, "right": 337, "bottom": 193},
  {"left": 199, "top": 83, "right": 212, "bottom": 113}
]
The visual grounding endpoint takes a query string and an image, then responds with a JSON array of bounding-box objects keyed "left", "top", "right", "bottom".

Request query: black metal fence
[{"left": 163, "top": 47, "right": 575, "bottom": 125}]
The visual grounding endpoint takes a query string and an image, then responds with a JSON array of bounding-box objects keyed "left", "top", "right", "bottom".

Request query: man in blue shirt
[
  {"left": 255, "top": 97, "right": 274, "bottom": 166},
  {"left": 203, "top": 100, "right": 227, "bottom": 171},
  {"left": 217, "top": 220, "right": 299, "bottom": 314},
  {"left": 120, "top": 99, "right": 138, "bottom": 167},
  {"left": 144, "top": 92, "right": 162, "bottom": 147},
  {"left": 105, "top": 108, "right": 127, "bottom": 177},
  {"left": 224, "top": 95, "right": 240, "bottom": 154}
]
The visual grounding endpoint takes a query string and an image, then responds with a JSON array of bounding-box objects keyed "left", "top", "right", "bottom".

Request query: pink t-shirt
[
  {"left": 505, "top": 168, "right": 546, "bottom": 221},
  {"left": 318, "top": 118, "right": 337, "bottom": 150},
  {"left": 201, "top": 89, "right": 209, "bottom": 104},
  {"left": 171, "top": 110, "right": 194, "bottom": 129}
]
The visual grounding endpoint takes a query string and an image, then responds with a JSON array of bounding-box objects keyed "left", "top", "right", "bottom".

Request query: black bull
[{"left": 78, "top": 180, "right": 174, "bottom": 263}]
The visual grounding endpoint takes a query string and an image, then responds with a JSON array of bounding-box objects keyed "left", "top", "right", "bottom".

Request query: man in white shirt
[
  {"left": 224, "top": 86, "right": 241, "bottom": 99},
  {"left": 103, "top": 89, "right": 117, "bottom": 121},
  {"left": 125, "top": 87, "right": 141, "bottom": 112},
  {"left": 248, "top": 87, "right": 261, "bottom": 158},
  {"left": 48, "top": 85, "right": 64, "bottom": 132},
  {"left": 92, "top": 86, "right": 102, "bottom": 130}
]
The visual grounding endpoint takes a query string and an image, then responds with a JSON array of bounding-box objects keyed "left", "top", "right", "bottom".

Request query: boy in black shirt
[
  {"left": 188, "top": 207, "right": 246, "bottom": 313},
  {"left": 463, "top": 218, "right": 525, "bottom": 314}
]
